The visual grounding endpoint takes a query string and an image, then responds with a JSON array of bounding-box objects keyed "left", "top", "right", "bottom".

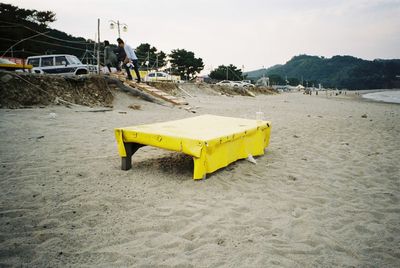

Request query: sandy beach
[{"left": 0, "top": 87, "right": 399, "bottom": 267}]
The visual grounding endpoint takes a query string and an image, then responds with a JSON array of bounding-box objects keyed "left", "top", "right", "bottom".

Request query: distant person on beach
[
  {"left": 117, "top": 38, "right": 141, "bottom": 82},
  {"left": 103, "top": 40, "right": 119, "bottom": 73}
]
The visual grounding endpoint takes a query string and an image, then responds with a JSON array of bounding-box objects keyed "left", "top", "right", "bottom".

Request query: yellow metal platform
[{"left": 115, "top": 114, "right": 271, "bottom": 179}]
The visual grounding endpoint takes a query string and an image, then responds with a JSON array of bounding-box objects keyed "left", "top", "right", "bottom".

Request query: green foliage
[
  {"left": 169, "top": 49, "right": 204, "bottom": 79},
  {"left": 34, "top": 11, "right": 56, "bottom": 27},
  {"left": 268, "top": 74, "right": 285, "bottom": 85},
  {"left": 0, "top": 3, "right": 56, "bottom": 27},
  {"left": 157, "top": 51, "right": 167, "bottom": 69},
  {"left": 209, "top": 64, "right": 245, "bottom": 81},
  {"left": 287, "top": 77, "right": 300, "bottom": 86},
  {"left": 135, "top": 43, "right": 166, "bottom": 69},
  {"left": 209, "top": 65, "right": 226, "bottom": 80}
]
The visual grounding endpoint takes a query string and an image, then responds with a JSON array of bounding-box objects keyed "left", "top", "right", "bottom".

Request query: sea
[{"left": 362, "top": 90, "right": 400, "bottom": 104}]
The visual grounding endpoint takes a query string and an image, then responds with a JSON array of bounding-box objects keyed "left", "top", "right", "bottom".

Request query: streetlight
[{"left": 109, "top": 20, "right": 128, "bottom": 38}]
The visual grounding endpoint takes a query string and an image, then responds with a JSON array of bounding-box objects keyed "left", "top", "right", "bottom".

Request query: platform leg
[
  {"left": 193, "top": 156, "right": 206, "bottom": 180},
  {"left": 121, "top": 143, "right": 143, "bottom": 170}
]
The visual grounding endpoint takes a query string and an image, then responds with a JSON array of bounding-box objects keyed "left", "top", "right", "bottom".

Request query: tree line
[{"left": 208, "top": 64, "right": 245, "bottom": 81}]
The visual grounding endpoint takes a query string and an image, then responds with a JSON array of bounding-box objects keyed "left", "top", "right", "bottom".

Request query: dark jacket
[{"left": 114, "top": 46, "right": 126, "bottom": 62}]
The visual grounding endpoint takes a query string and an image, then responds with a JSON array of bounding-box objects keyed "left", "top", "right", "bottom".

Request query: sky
[{"left": 5, "top": 0, "right": 400, "bottom": 73}]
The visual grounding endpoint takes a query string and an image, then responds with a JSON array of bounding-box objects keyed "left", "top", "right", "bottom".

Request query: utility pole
[
  {"left": 93, "top": 33, "right": 96, "bottom": 65},
  {"left": 97, "top": 18, "right": 100, "bottom": 74},
  {"left": 156, "top": 54, "right": 158, "bottom": 71},
  {"left": 147, "top": 51, "right": 150, "bottom": 71},
  {"left": 117, "top": 21, "right": 120, "bottom": 38}
]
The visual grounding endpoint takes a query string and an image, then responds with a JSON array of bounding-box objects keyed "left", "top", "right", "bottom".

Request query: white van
[{"left": 27, "top": 54, "right": 97, "bottom": 75}]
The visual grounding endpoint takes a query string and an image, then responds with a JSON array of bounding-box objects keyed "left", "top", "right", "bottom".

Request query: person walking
[
  {"left": 117, "top": 38, "right": 141, "bottom": 82},
  {"left": 103, "top": 40, "right": 118, "bottom": 73}
]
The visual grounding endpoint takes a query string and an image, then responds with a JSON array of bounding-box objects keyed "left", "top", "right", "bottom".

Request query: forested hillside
[{"left": 246, "top": 55, "right": 400, "bottom": 89}]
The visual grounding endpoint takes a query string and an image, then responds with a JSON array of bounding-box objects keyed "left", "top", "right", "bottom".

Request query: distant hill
[
  {"left": 245, "top": 55, "right": 400, "bottom": 89},
  {"left": 245, "top": 65, "right": 282, "bottom": 79}
]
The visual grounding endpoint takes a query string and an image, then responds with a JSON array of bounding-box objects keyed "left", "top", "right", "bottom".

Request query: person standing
[
  {"left": 103, "top": 40, "right": 118, "bottom": 73},
  {"left": 117, "top": 38, "right": 141, "bottom": 82}
]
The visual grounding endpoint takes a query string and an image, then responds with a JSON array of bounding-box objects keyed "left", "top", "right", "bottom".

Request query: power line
[
  {"left": 0, "top": 37, "right": 88, "bottom": 52},
  {"left": 1, "top": 30, "right": 50, "bottom": 57},
  {"left": 0, "top": 20, "right": 92, "bottom": 44},
  {"left": 0, "top": 49, "right": 42, "bottom": 55}
]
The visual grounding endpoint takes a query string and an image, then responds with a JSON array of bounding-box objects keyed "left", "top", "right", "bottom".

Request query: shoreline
[
  {"left": 309, "top": 88, "right": 400, "bottom": 105},
  {"left": 361, "top": 90, "right": 400, "bottom": 105}
]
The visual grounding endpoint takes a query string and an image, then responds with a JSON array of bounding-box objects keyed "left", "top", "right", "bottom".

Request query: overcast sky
[{"left": 6, "top": 0, "right": 400, "bottom": 73}]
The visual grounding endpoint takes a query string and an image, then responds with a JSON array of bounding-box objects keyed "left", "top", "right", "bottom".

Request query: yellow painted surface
[
  {"left": 130, "top": 70, "right": 148, "bottom": 79},
  {"left": 0, "top": 63, "right": 32, "bottom": 70},
  {"left": 115, "top": 114, "right": 271, "bottom": 179}
]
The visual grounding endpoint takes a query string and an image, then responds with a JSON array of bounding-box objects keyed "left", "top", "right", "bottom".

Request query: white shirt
[{"left": 124, "top": 44, "right": 138, "bottom": 60}]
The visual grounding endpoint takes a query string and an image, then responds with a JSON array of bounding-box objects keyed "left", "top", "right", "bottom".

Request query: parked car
[
  {"left": 27, "top": 54, "right": 97, "bottom": 75},
  {"left": 216, "top": 80, "right": 241, "bottom": 87},
  {"left": 0, "top": 58, "right": 32, "bottom": 72},
  {"left": 236, "top": 81, "right": 255, "bottom": 88},
  {"left": 144, "top": 71, "right": 181, "bottom": 83}
]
